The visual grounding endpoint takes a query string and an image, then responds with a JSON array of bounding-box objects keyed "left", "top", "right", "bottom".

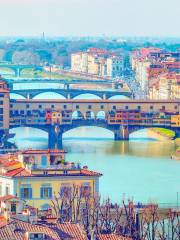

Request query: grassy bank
[
  {"left": 175, "top": 138, "right": 180, "bottom": 147},
  {"left": 174, "top": 138, "right": 180, "bottom": 159}
]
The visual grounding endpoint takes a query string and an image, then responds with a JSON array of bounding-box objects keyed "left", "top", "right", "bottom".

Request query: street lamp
[{"left": 177, "top": 192, "right": 179, "bottom": 209}]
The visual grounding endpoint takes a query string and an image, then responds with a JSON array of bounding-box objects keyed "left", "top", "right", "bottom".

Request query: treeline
[{"left": 50, "top": 185, "right": 180, "bottom": 240}]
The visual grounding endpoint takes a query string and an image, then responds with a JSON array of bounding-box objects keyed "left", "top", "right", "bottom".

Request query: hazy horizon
[{"left": 0, "top": 0, "right": 180, "bottom": 37}]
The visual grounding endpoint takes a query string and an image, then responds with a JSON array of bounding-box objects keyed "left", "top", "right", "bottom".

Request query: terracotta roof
[
  {"left": 97, "top": 234, "right": 132, "bottom": 240},
  {"left": 80, "top": 169, "right": 102, "bottom": 177},
  {"left": 0, "top": 216, "right": 7, "bottom": 228},
  {"left": 0, "top": 88, "right": 9, "bottom": 93},
  {"left": 4, "top": 167, "right": 32, "bottom": 177},
  {"left": 0, "top": 195, "right": 18, "bottom": 202},
  {"left": 0, "top": 220, "right": 87, "bottom": 240},
  {"left": 3, "top": 160, "right": 21, "bottom": 168}
]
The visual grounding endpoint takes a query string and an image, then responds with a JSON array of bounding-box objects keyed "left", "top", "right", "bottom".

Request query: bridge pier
[
  {"left": 103, "top": 94, "right": 106, "bottom": 100},
  {"left": 114, "top": 125, "right": 129, "bottom": 141},
  {"left": 67, "top": 93, "right": 71, "bottom": 99},
  {"left": 15, "top": 68, "right": 20, "bottom": 78},
  {"left": 64, "top": 83, "right": 70, "bottom": 90},
  {"left": 175, "top": 128, "right": 180, "bottom": 138},
  {"left": 48, "top": 125, "right": 63, "bottom": 149}
]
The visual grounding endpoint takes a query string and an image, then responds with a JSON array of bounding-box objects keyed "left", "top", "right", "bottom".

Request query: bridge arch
[
  {"left": 10, "top": 93, "right": 26, "bottom": 99},
  {"left": 108, "top": 95, "right": 130, "bottom": 100},
  {"left": 85, "top": 110, "right": 95, "bottom": 120},
  {"left": 73, "top": 93, "right": 102, "bottom": 100},
  {"left": 96, "top": 111, "right": 106, "bottom": 119},
  {"left": 9, "top": 126, "right": 49, "bottom": 148},
  {"left": 63, "top": 126, "right": 114, "bottom": 139},
  {"left": 0, "top": 66, "right": 15, "bottom": 75},
  {"left": 33, "top": 92, "right": 66, "bottom": 99},
  {"left": 129, "top": 126, "right": 176, "bottom": 140},
  {"left": 72, "top": 110, "right": 84, "bottom": 119}
]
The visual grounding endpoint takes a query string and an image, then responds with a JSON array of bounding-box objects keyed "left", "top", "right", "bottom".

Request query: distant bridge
[
  {"left": 0, "top": 64, "right": 43, "bottom": 77},
  {"left": 10, "top": 88, "right": 132, "bottom": 99},
  {"left": 6, "top": 77, "right": 123, "bottom": 88}
]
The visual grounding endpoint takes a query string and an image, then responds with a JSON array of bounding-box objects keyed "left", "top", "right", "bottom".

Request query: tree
[{"left": 12, "top": 51, "right": 40, "bottom": 65}]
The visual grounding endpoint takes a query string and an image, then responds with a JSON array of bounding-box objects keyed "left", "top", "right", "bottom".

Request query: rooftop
[
  {"left": 0, "top": 195, "right": 19, "bottom": 202},
  {"left": 0, "top": 219, "right": 87, "bottom": 240},
  {"left": 97, "top": 234, "right": 132, "bottom": 240},
  {"left": 3, "top": 166, "right": 102, "bottom": 178}
]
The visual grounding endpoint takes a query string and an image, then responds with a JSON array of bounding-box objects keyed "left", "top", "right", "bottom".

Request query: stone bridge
[
  {"left": 10, "top": 88, "right": 132, "bottom": 99},
  {"left": 9, "top": 99, "right": 180, "bottom": 149},
  {"left": 10, "top": 120, "right": 180, "bottom": 149},
  {"left": 0, "top": 64, "right": 43, "bottom": 77}
]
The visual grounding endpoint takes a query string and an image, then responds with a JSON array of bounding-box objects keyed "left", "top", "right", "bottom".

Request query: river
[{"left": 8, "top": 83, "right": 180, "bottom": 207}]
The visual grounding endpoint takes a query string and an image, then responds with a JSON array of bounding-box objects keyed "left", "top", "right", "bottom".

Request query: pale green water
[{"left": 8, "top": 85, "right": 180, "bottom": 206}]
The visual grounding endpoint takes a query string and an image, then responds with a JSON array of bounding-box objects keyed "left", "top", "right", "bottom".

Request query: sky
[{"left": 0, "top": 0, "right": 180, "bottom": 37}]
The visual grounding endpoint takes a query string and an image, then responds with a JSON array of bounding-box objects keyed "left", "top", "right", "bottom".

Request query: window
[
  {"left": 10, "top": 104, "right": 13, "bottom": 108},
  {"left": 0, "top": 100, "right": 3, "bottom": 105},
  {"left": 41, "top": 155, "right": 47, "bottom": 167},
  {"left": 137, "top": 106, "right": 141, "bottom": 110},
  {"left": 0, "top": 94, "right": 4, "bottom": 97},
  {"left": 27, "top": 110, "right": 31, "bottom": 116},
  {"left": 125, "top": 106, "right": 128, "bottom": 110},
  {"left": 100, "top": 105, "right": 104, "bottom": 110},
  {"left": 15, "top": 110, "right": 18, "bottom": 115},
  {"left": 76, "top": 105, "right": 79, "bottom": 109},
  {"left": 63, "top": 105, "right": 67, "bottom": 109},
  {"left": 0, "top": 108, "right": 3, "bottom": 114},
  {"left": 150, "top": 106, "right": 153, "bottom": 110},
  {"left": 113, "top": 106, "right": 116, "bottom": 110},
  {"left": 29, "top": 233, "right": 44, "bottom": 240},
  {"left": 20, "top": 188, "right": 32, "bottom": 199},
  {"left": 6, "top": 185, "right": 10, "bottom": 195},
  {"left": 88, "top": 105, "right": 92, "bottom": 109},
  {"left": 39, "top": 105, "right": 42, "bottom": 109},
  {"left": 80, "top": 183, "right": 91, "bottom": 197},
  {"left": 20, "top": 110, "right": 24, "bottom": 115},
  {"left": 40, "top": 187, "right": 52, "bottom": 199},
  {"left": 60, "top": 185, "right": 72, "bottom": 197},
  {"left": 174, "top": 105, "right": 178, "bottom": 110},
  {"left": 162, "top": 106, "right": 165, "bottom": 111},
  {"left": 51, "top": 105, "right": 54, "bottom": 108},
  {"left": 26, "top": 104, "right": 29, "bottom": 109}
]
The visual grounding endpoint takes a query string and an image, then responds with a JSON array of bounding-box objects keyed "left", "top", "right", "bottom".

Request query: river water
[{"left": 8, "top": 83, "right": 180, "bottom": 206}]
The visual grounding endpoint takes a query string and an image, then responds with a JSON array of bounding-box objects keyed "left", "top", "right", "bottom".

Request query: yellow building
[
  {"left": 0, "top": 151, "right": 102, "bottom": 210},
  {"left": 149, "top": 73, "right": 180, "bottom": 100},
  {"left": 171, "top": 115, "right": 180, "bottom": 127},
  {"left": 71, "top": 52, "right": 88, "bottom": 73},
  {"left": 87, "top": 54, "right": 100, "bottom": 75},
  {"left": 13, "top": 166, "right": 101, "bottom": 210}
]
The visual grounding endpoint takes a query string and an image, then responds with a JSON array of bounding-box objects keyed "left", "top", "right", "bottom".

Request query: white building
[{"left": 106, "top": 56, "right": 123, "bottom": 77}]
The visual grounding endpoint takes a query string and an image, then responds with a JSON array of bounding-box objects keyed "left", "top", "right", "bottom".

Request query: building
[
  {"left": 20, "top": 149, "right": 66, "bottom": 167},
  {"left": 106, "top": 56, "right": 123, "bottom": 78},
  {"left": 131, "top": 48, "right": 180, "bottom": 98},
  {"left": 0, "top": 77, "right": 10, "bottom": 137},
  {"left": 0, "top": 219, "right": 88, "bottom": 240},
  {"left": 0, "top": 150, "right": 102, "bottom": 210},
  {"left": 71, "top": 48, "right": 123, "bottom": 78},
  {"left": 0, "top": 195, "right": 24, "bottom": 218},
  {"left": 149, "top": 73, "right": 180, "bottom": 100}
]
